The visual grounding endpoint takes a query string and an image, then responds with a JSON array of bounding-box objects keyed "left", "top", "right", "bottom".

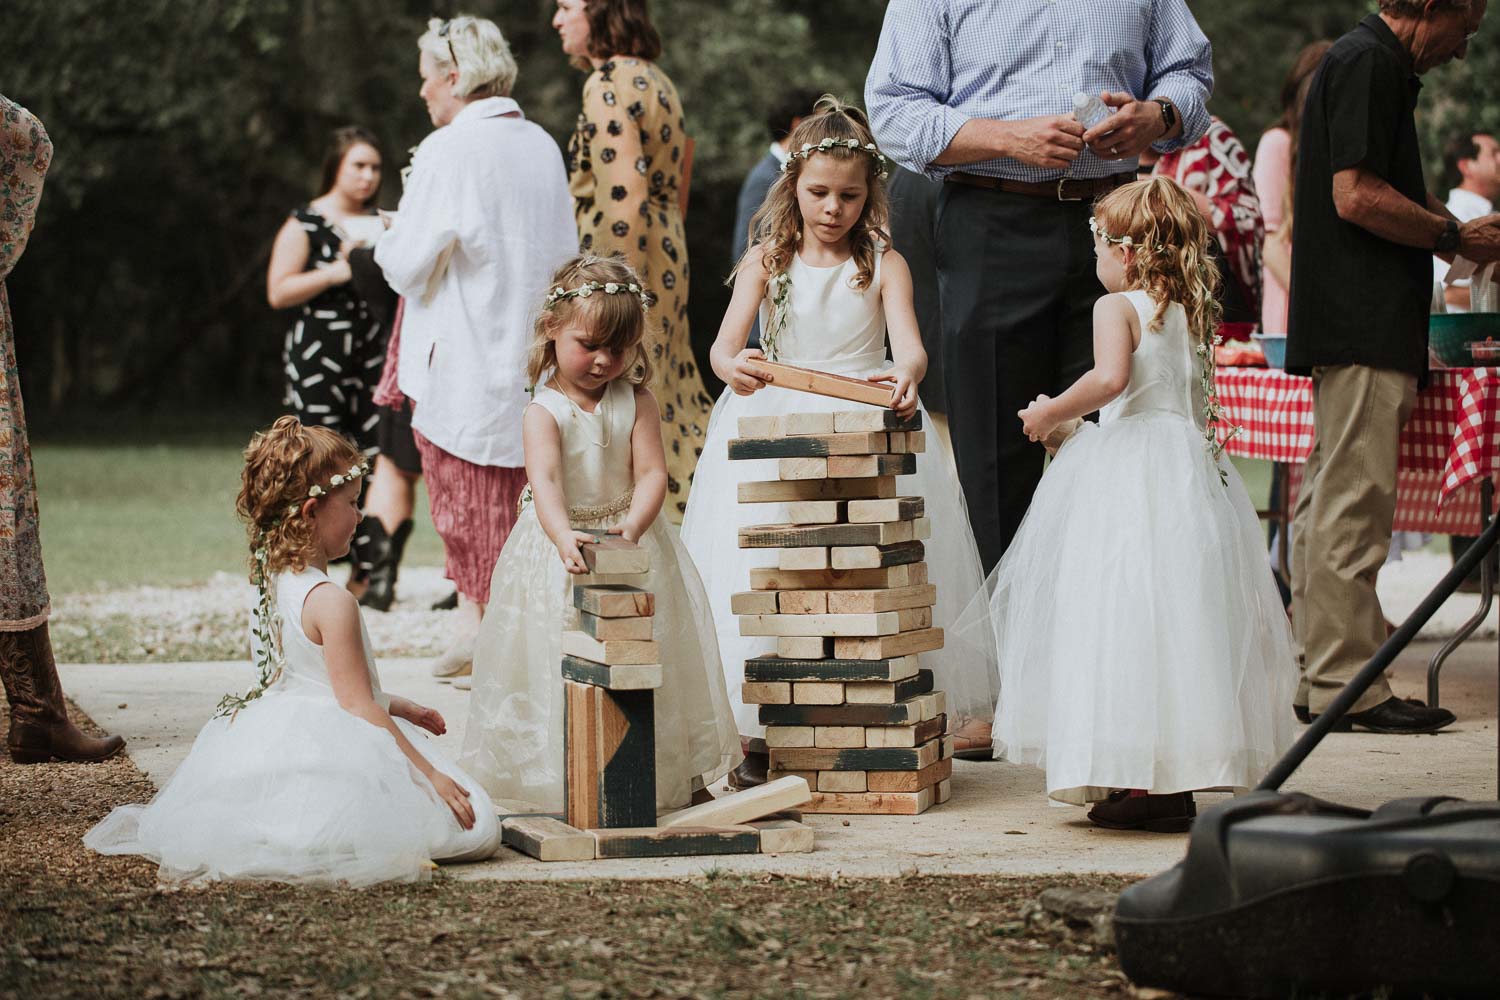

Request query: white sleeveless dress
[
  {"left": 681, "top": 250, "right": 997, "bottom": 738},
  {"left": 84, "top": 567, "right": 501, "bottom": 885},
  {"left": 961, "top": 290, "right": 1297, "bottom": 804},
  {"left": 461, "top": 379, "right": 740, "bottom": 813}
]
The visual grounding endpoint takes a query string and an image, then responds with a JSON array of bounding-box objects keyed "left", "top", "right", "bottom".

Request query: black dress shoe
[
  {"left": 431, "top": 590, "right": 459, "bottom": 611},
  {"left": 1310, "top": 695, "right": 1456, "bottom": 735},
  {"left": 727, "top": 751, "right": 768, "bottom": 789},
  {"left": 1294, "top": 703, "right": 1311, "bottom": 724},
  {"left": 1087, "top": 790, "right": 1196, "bottom": 833}
]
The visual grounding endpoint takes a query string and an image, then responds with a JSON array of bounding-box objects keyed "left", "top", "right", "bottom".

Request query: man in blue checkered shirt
[{"left": 866, "top": 0, "right": 1213, "bottom": 572}]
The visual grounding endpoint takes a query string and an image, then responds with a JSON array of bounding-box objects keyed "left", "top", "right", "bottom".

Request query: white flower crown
[
  {"left": 286, "top": 461, "right": 369, "bottom": 517},
  {"left": 544, "top": 280, "right": 648, "bottom": 311},
  {"left": 782, "top": 137, "right": 890, "bottom": 180},
  {"left": 1088, "top": 216, "right": 1168, "bottom": 252}
]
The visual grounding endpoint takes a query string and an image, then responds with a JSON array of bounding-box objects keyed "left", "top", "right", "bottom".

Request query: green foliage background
[{"left": 4, "top": 0, "right": 1499, "bottom": 419}]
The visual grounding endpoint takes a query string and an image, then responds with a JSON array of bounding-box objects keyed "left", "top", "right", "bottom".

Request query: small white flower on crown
[{"left": 782, "top": 135, "right": 890, "bottom": 180}]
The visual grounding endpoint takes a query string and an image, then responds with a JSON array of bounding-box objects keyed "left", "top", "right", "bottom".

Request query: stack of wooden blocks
[
  {"left": 730, "top": 409, "right": 954, "bottom": 815},
  {"left": 500, "top": 535, "right": 817, "bottom": 861}
]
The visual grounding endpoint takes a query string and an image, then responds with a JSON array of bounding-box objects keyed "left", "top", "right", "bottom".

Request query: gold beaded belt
[{"left": 516, "top": 485, "right": 635, "bottom": 522}]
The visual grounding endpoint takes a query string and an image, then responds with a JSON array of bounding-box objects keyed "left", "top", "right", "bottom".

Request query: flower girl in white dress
[
  {"left": 681, "top": 97, "right": 996, "bottom": 783},
  {"left": 971, "top": 176, "right": 1296, "bottom": 831},
  {"left": 86, "top": 417, "right": 500, "bottom": 885},
  {"left": 461, "top": 255, "right": 740, "bottom": 813}
]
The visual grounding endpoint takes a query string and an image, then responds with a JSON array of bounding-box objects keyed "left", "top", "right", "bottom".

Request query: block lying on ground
[
  {"left": 591, "top": 825, "right": 760, "bottom": 859},
  {"left": 657, "top": 774, "right": 813, "bottom": 829},
  {"left": 804, "top": 787, "right": 936, "bottom": 815},
  {"left": 501, "top": 816, "right": 596, "bottom": 862},
  {"left": 564, "top": 680, "right": 656, "bottom": 830},
  {"left": 751, "top": 818, "right": 815, "bottom": 854},
  {"left": 574, "top": 585, "right": 654, "bottom": 618}
]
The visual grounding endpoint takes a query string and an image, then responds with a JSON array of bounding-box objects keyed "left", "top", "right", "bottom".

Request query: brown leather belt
[{"left": 945, "top": 171, "right": 1131, "bottom": 201}]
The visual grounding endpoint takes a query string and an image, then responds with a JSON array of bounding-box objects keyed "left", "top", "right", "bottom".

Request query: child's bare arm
[
  {"left": 872, "top": 249, "right": 927, "bottom": 417},
  {"left": 304, "top": 585, "right": 475, "bottom": 829},
  {"left": 1019, "top": 293, "right": 1137, "bottom": 441},
  {"left": 614, "top": 388, "right": 667, "bottom": 542},
  {"left": 523, "top": 403, "right": 594, "bottom": 574},
  {"left": 710, "top": 244, "right": 775, "bottom": 394}
]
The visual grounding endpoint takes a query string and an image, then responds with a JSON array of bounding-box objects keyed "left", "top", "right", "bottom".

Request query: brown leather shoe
[
  {"left": 727, "top": 750, "right": 768, "bottom": 789},
  {"left": 1, "top": 624, "right": 125, "bottom": 764},
  {"left": 1087, "top": 790, "right": 1196, "bottom": 833}
]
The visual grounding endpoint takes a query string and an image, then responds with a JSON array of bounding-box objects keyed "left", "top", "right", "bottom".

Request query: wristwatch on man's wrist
[
  {"left": 1152, "top": 97, "right": 1177, "bottom": 137},
  {"left": 1436, "top": 219, "right": 1462, "bottom": 254}
]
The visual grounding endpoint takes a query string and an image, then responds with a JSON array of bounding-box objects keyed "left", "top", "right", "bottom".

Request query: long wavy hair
[
  {"left": 237, "top": 416, "right": 365, "bottom": 579},
  {"left": 317, "top": 126, "right": 383, "bottom": 208},
  {"left": 528, "top": 254, "right": 656, "bottom": 389},
  {"left": 1091, "top": 176, "right": 1222, "bottom": 347},
  {"left": 737, "top": 95, "right": 890, "bottom": 297}
]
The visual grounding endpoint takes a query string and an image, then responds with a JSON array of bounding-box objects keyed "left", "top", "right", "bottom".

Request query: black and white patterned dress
[{"left": 281, "top": 205, "right": 384, "bottom": 455}]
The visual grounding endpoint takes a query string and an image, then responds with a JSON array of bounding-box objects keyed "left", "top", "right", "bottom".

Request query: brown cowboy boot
[{"left": 0, "top": 624, "right": 124, "bottom": 764}]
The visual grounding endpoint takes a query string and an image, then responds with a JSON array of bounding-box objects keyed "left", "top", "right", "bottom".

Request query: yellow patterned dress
[
  {"left": 0, "top": 95, "right": 52, "bottom": 631},
  {"left": 567, "top": 58, "right": 713, "bottom": 519}
]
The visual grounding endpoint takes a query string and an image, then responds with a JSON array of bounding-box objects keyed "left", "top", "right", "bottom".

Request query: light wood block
[
  {"left": 564, "top": 680, "right": 656, "bottom": 831},
  {"left": 764, "top": 725, "right": 815, "bottom": 748},
  {"left": 803, "top": 787, "right": 935, "bottom": 815},
  {"left": 739, "top": 521, "right": 921, "bottom": 549},
  {"left": 814, "top": 726, "right": 865, "bottom": 748},
  {"left": 936, "top": 778, "right": 952, "bottom": 804},
  {"left": 752, "top": 818, "right": 815, "bottom": 854},
  {"left": 835, "top": 627, "right": 944, "bottom": 660},
  {"left": 737, "top": 414, "right": 783, "bottom": 438},
  {"left": 831, "top": 540, "right": 925, "bottom": 570},
  {"left": 578, "top": 610, "right": 654, "bottom": 641},
  {"left": 777, "top": 547, "right": 829, "bottom": 570},
  {"left": 562, "top": 631, "right": 660, "bottom": 666},
  {"left": 739, "top": 612, "right": 899, "bottom": 638},
  {"left": 755, "top": 360, "right": 895, "bottom": 407},
  {"left": 941, "top": 734, "right": 956, "bottom": 760},
  {"left": 886, "top": 430, "right": 927, "bottom": 454},
  {"left": 866, "top": 715, "right": 947, "bottom": 749},
  {"left": 744, "top": 654, "right": 919, "bottom": 684},
  {"left": 921, "top": 691, "right": 948, "bottom": 721},
  {"left": 590, "top": 825, "right": 761, "bottom": 858},
  {"left": 730, "top": 591, "right": 779, "bottom": 615},
  {"left": 574, "top": 584, "right": 655, "bottom": 618},
  {"left": 728, "top": 431, "right": 888, "bottom": 460},
  {"left": 845, "top": 669, "right": 935, "bottom": 704},
  {"left": 826, "top": 453, "right": 916, "bottom": 478},
  {"left": 741, "top": 681, "right": 791, "bottom": 705},
  {"left": 785, "top": 500, "right": 844, "bottom": 524},
  {"left": 778, "top": 457, "right": 827, "bottom": 480},
  {"left": 792, "top": 681, "right": 845, "bottom": 705},
  {"left": 769, "top": 739, "right": 942, "bottom": 773},
  {"left": 832, "top": 409, "right": 923, "bottom": 433},
  {"left": 817, "top": 770, "right": 867, "bottom": 792},
  {"left": 826, "top": 584, "right": 938, "bottom": 614},
  {"left": 657, "top": 775, "right": 812, "bottom": 829},
  {"left": 897, "top": 606, "right": 933, "bottom": 632},
  {"left": 767, "top": 769, "right": 819, "bottom": 786},
  {"left": 579, "top": 534, "right": 650, "bottom": 575},
  {"left": 777, "top": 636, "right": 830, "bottom": 659},
  {"left": 777, "top": 590, "right": 828, "bottom": 614},
  {"left": 784, "top": 411, "right": 835, "bottom": 436},
  {"left": 866, "top": 757, "right": 953, "bottom": 793},
  {"left": 737, "top": 476, "right": 897, "bottom": 504},
  {"left": 846, "top": 497, "right": 925, "bottom": 524},
  {"left": 911, "top": 516, "right": 932, "bottom": 541},
  {"left": 501, "top": 816, "right": 597, "bottom": 862},
  {"left": 748, "top": 563, "right": 926, "bottom": 592},
  {"left": 560, "top": 655, "right": 663, "bottom": 691}
]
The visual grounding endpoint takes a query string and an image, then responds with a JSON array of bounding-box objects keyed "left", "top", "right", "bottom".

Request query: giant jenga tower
[{"left": 729, "top": 409, "right": 954, "bottom": 815}]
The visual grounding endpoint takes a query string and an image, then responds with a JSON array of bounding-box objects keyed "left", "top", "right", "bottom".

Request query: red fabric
[
  {"left": 412, "top": 428, "right": 526, "bottom": 604},
  {"left": 372, "top": 297, "right": 407, "bottom": 409}
]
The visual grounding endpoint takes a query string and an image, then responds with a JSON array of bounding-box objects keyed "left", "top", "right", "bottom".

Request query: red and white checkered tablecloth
[{"left": 1216, "top": 367, "right": 1500, "bottom": 534}]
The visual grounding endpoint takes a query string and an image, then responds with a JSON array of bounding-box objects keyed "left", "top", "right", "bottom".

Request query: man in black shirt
[{"left": 1288, "top": 0, "right": 1500, "bottom": 734}]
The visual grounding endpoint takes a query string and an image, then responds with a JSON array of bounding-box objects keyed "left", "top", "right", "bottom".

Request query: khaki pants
[{"left": 1290, "top": 365, "right": 1417, "bottom": 713}]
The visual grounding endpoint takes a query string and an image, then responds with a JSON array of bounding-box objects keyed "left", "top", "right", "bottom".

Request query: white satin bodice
[
  {"left": 759, "top": 249, "right": 888, "bottom": 373},
  {"left": 1100, "top": 289, "right": 1206, "bottom": 430},
  {"left": 530, "top": 379, "right": 637, "bottom": 509},
  {"left": 273, "top": 567, "right": 390, "bottom": 709}
]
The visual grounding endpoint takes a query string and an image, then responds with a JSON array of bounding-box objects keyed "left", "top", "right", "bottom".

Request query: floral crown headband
[
  {"left": 1088, "top": 216, "right": 1168, "bottom": 253},
  {"left": 782, "top": 136, "right": 890, "bottom": 180},
  {"left": 544, "top": 280, "right": 647, "bottom": 311},
  {"left": 285, "top": 461, "right": 369, "bottom": 518}
]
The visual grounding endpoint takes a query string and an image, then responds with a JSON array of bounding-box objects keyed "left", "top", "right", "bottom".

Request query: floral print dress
[
  {"left": 567, "top": 58, "right": 713, "bottom": 519},
  {"left": 0, "top": 95, "right": 51, "bottom": 631}
]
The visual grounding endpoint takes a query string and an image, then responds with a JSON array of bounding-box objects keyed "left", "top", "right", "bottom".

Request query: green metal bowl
[{"left": 1430, "top": 313, "right": 1500, "bottom": 366}]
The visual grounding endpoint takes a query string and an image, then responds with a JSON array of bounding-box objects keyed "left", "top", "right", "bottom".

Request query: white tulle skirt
[
  {"left": 84, "top": 679, "right": 501, "bottom": 886},
  {"left": 460, "top": 507, "right": 741, "bottom": 813},
  {"left": 953, "top": 412, "right": 1298, "bottom": 805},
  {"left": 680, "top": 354, "right": 999, "bottom": 739}
]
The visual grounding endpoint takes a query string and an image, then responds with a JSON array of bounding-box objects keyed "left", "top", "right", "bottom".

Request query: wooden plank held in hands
[
  {"left": 755, "top": 360, "right": 895, "bottom": 407},
  {"left": 579, "top": 534, "right": 650, "bottom": 576}
]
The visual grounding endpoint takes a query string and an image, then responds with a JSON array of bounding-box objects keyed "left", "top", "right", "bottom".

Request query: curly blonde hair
[
  {"left": 1091, "top": 175, "right": 1222, "bottom": 347},
  {"left": 737, "top": 95, "right": 890, "bottom": 294},
  {"left": 236, "top": 416, "right": 366, "bottom": 580},
  {"left": 527, "top": 254, "right": 656, "bottom": 388}
]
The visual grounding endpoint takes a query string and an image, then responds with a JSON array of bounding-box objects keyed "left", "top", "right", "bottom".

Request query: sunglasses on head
[{"left": 438, "top": 19, "right": 460, "bottom": 71}]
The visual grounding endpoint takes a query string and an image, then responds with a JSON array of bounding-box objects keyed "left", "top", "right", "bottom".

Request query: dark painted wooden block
[
  {"left": 833, "top": 409, "right": 923, "bottom": 433},
  {"left": 574, "top": 585, "right": 655, "bottom": 618},
  {"left": 830, "top": 540, "right": 925, "bottom": 569},
  {"left": 825, "top": 453, "right": 917, "bottom": 478},
  {"left": 758, "top": 701, "right": 929, "bottom": 726},
  {"left": 744, "top": 654, "right": 920, "bottom": 684},
  {"left": 847, "top": 669, "right": 935, "bottom": 703},
  {"left": 590, "top": 825, "right": 761, "bottom": 858},
  {"left": 769, "top": 738, "right": 941, "bottom": 772},
  {"left": 564, "top": 680, "right": 657, "bottom": 830},
  {"left": 560, "top": 654, "right": 662, "bottom": 691},
  {"left": 727, "top": 432, "right": 887, "bottom": 460},
  {"left": 739, "top": 521, "right": 922, "bottom": 549}
]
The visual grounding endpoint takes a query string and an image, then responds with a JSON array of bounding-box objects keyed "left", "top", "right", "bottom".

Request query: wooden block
[
  {"left": 777, "top": 636, "right": 830, "bottom": 659},
  {"left": 578, "top": 610, "right": 653, "bottom": 641},
  {"left": 560, "top": 655, "right": 663, "bottom": 691},
  {"left": 885, "top": 431, "right": 927, "bottom": 454},
  {"left": 784, "top": 411, "right": 835, "bottom": 436},
  {"left": 897, "top": 606, "right": 933, "bottom": 632},
  {"left": 826, "top": 583, "right": 938, "bottom": 614},
  {"left": 730, "top": 591, "right": 779, "bottom": 615},
  {"left": 739, "top": 521, "right": 919, "bottom": 549},
  {"left": 826, "top": 453, "right": 917, "bottom": 478},
  {"left": 792, "top": 681, "right": 845, "bottom": 705},
  {"left": 767, "top": 769, "right": 819, "bottom": 786},
  {"left": 785, "top": 499, "right": 844, "bottom": 524},
  {"left": 579, "top": 534, "right": 650, "bottom": 575},
  {"left": 744, "top": 654, "right": 919, "bottom": 684},
  {"left": 562, "top": 631, "right": 659, "bottom": 666},
  {"left": 803, "top": 787, "right": 935, "bottom": 815},
  {"left": 941, "top": 734, "right": 956, "bottom": 760},
  {"left": 737, "top": 414, "right": 783, "bottom": 438},
  {"left": 748, "top": 563, "right": 925, "bottom": 592},
  {"left": 759, "top": 698, "right": 931, "bottom": 727},
  {"left": 739, "top": 612, "right": 899, "bottom": 637},
  {"left": 814, "top": 726, "right": 865, "bottom": 748},
  {"left": 728, "top": 431, "right": 888, "bottom": 460},
  {"left": 818, "top": 770, "right": 867, "bottom": 792},
  {"left": 866, "top": 715, "right": 947, "bottom": 749},
  {"left": 831, "top": 540, "right": 925, "bottom": 570},
  {"left": 936, "top": 778, "right": 952, "bottom": 804},
  {"left": 777, "top": 547, "right": 829, "bottom": 570},
  {"left": 564, "top": 680, "right": 656, "bottom": 831},
  {"left": 846, "top": 497, "right": 925, "bottom": 523},
  {"left": 741, "top": 681, "right": 791, "bottom": 705},
  {"left": 835, "top": 627, "right": 944, "bottom": 660},
  {"left": 777, "top": 590, "right": 828, "bottom": 614},
  {"left": 832, "top": 409, "right": 923, "bottom": 433},
  {"left": 590, "top": 825, "right": 761, "bottom": 859},
  {"left": 658, "top": 775, "right": 812, "bottom": 828},
  {"left": 574, "top": 584, "right": 655, "bottom": 619},
  {"left": 769, "top": 739, "right": 942, "bottom": 773},
  {"left": 752, "top": 818, "right": 815, "bottom": 854},
  {"left": 911, "top": 516, "right": 932, "bottom": 541},
  {"left": 778, "top": 457, "right": 827, "bottom": 480},
  {"left": 846, "top": 669, "right": 935, "bottom": 704},
  {"left": 922, "top": 691, "right": 948, "bottom": 721},
  {"left": 501, "top": 816, "right": 596, "bottom": 862},
  {"left": 737, "top": 476, "right": 897, "bottom": 504},
  {"left": 755, "top": 360, "right": 895, "bottom": 407},
  {"left": 764, "top": 725, "right": 815, "bottom": 748},
  {"left": 866, "top": 756, "right": 953, "bottom": 793}
]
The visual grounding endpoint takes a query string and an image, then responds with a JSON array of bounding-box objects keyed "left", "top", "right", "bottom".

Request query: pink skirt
[{"left": 412, "top": 429, "right": 525, "bottom": 604}]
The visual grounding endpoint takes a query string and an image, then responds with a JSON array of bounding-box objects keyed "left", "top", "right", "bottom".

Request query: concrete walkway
[{"left": 60, "top": 635, "right": 1496, "bottom": 882}]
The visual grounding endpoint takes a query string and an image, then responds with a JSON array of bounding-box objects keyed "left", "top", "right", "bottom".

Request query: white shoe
[
  {"left": 429, "top": 639, "right": 475, "bottom": 678},
  {"left": 450, "top": 675, "right": 472, "bottom": 691}
]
